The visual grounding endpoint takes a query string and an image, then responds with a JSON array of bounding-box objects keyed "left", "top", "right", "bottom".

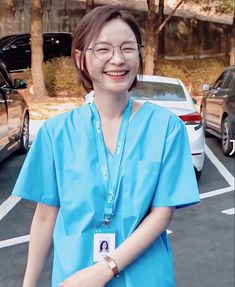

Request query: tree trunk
[
  {"left": 157, "top": 0, "right": 165, "bottom": 58},
  {"left": 230, "top": 13, "right": 235, "bottom": 65},
  {"left": 31, "top": 0, "right": 47, "bottom": 97},
  {"left": 144, "top": 0, "right": 156, "bottom": 75},
  {"left": 0, "top": 0, "right": 15, "bottom": 37},
  {"left": 86, "top": 0, "right": 94, "bottom": 13}
]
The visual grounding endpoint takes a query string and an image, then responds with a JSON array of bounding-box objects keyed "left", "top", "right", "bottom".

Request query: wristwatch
[{"left": 104, "top": 256, "right": 120, "bottom": 277}]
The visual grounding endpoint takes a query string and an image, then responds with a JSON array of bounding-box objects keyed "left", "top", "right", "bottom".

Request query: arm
[
  {"left": 108, "top": 206, "right": 174, "bottom": 272},
  {"left": 23, "top": 203, "right": 58, "bottom": 287},
  {"left": 60, "top": 206, "right": 174, "bottom": 287}
]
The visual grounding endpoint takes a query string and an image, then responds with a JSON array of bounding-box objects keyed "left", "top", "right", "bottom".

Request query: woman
[
  {"left": 100, "top": 241, "right": 109, "bottom": 253},
  {"left": 12, "top": 5, "right": 200, "bottom": 287}
]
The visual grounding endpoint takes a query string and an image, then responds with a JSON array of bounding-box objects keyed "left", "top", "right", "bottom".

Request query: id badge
[{"left": 93, "top": 229, "right": 116, "bottom": 262}]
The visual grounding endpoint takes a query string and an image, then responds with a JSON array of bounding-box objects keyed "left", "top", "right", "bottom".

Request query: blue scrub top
[{"left": 12, "top": 102, "right": 200, "bottom": 287}]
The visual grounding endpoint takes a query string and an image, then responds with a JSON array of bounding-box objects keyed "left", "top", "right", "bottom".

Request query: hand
[{"left": 59, "top": 260, "right": 114, "bottom": 287}]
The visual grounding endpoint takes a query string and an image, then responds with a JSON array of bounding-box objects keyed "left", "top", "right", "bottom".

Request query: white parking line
[
  {"left": 0, "top": 235, "right": 29, "bottom": 249},
  {"left": 200, "top": 187, "right": 234, "bottom": 199},
  {"left": 0, "top": 195, "right": 21, "bottom": 221},
  {"left": 205, "top": 144, "right": 235, "bottom": 188},
  {"left": 221, "top": 208, "right": 235, "bottom": 215}
]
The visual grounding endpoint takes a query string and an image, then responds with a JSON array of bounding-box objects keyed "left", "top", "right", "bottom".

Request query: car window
[
  {"left": 12, "top": 36, "right": 30, "bottom": 47},
  {"left": 225, "top": 70, "right": 235, "bottom": 89},
  {"left": 213, "top": 71, "right": 230, "bottom": 89},
  {"left": 131, "top": 81, "right": 187, "bottom": 101}
]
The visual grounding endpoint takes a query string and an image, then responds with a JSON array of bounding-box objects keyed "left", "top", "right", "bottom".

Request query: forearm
[
  {"left": 110, "top": 207, "right": 174, "bottom": 272},
  {"left": 23, "top": 203, "right": 58, "bottom": 287}
]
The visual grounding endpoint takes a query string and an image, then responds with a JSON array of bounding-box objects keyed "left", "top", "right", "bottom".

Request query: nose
[{"left": 110, "top": 46, "right": 125, "bottom": 64}]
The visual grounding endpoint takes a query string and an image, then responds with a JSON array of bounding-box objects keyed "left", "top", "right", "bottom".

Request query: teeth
[{"left": 105, "top": 71, "right": 126, "bottom": 76}]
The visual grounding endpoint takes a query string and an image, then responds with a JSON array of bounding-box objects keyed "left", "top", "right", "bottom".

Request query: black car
[
  {"left": 0, "top": 61, "right": 29, "bottom": 162},
  {"left": 0, "top": 32, "right": 73, "bottom": 71},
  {"left": 200, "top": 65, "right": 235, "bottom": 156}
]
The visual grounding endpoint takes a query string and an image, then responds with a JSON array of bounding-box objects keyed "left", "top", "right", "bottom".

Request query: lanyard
[{"left": 90, "top": 98, "right": 132, "bottom": 225}]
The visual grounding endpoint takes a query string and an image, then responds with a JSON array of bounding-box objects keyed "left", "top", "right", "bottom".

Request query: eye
[
  {"left": 96, "top": 48, "right": 110, "bottom": 53},
  {"left": 122, "top": 44, "right": 137, "bottom": 53}
]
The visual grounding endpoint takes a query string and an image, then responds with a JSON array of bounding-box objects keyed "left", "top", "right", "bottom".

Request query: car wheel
[
  {"left": 221, "top": 117, "right": 233, "bottom": 156},
  {"left": 18, "top": 113, "right": 29, "bottom": 154},
  {"left": 200, "top": 107, "right": 210, "bottom": 137}
]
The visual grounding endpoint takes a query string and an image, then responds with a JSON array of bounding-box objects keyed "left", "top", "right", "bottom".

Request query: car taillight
[{"left": 179, "top": 112, "right": 202, "bottom": 125}]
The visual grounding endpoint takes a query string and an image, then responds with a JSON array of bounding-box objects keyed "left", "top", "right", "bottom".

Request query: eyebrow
[{"left": 93, "top": 40, "right": 137, "bottom": 46}]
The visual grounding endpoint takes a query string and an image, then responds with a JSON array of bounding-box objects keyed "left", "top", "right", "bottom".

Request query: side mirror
[
  {"left": 202, "top": 84, "right": 211, "bottom": 91},
  {"left": 14, "top": 79, "right": 27, "bottom": 89},
  {"left": 192, "top": 98, "right": 197, "bottom": 104}
]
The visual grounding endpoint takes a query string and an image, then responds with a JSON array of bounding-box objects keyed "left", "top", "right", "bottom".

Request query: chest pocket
[{"left": 120, "top": 160, "right": 161, "bottom": 216}]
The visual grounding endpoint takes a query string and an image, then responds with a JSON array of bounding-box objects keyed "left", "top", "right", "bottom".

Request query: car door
[
  {"left": 3, "top": 35, "right": 31, "bottom": 70},
  {"left": 0, "top": 71, "right": 22, "bottom": 142},
  {"left": 0, "top": 73, "right": 8, "bottom": 152},
  {"left": 206, "top": 70, "right": 230, "bottom": 131}
]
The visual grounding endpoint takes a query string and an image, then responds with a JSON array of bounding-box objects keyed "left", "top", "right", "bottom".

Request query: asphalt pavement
[{"left": 0, "top": 123, "right": 234, "bottom": 287}]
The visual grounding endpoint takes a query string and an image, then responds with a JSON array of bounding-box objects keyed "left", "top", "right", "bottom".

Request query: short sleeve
[
  {"left": 151, "top": 116, "right": 200, "bottom": 209},
  {"left": 12, "top": 122, "right": 60, "bottom": 207}
]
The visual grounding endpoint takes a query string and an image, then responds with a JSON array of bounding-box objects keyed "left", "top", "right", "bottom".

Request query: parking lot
[{"left": 0, "top": 132, "right": 234, "bottom": 287}]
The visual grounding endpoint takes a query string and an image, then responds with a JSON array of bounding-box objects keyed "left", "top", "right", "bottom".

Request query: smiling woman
[{"left": 12, "top": 5, "right": 200, "bottom": 287}]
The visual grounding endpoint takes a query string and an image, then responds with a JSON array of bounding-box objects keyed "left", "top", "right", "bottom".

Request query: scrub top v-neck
[{"left": 12, "top": 101, "right": 200, "bottom": 287}]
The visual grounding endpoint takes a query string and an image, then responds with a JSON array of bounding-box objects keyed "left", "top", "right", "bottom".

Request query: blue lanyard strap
[{"left": 90, "top": 98, "right": 132, "bottom": 225}]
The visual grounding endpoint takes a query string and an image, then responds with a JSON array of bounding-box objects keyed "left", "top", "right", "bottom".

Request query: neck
[{"left": 94, "top": 91, "right": 129, "bottom": 121}]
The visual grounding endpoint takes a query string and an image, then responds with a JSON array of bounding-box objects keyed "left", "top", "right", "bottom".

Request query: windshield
[{"left": 131, "top": 81, "right": 187, "bottom": 101}]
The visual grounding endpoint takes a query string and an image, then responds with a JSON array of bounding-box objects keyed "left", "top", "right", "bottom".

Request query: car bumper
[{"left": 186, "top": 124, "right": 205, "bottom": 172}]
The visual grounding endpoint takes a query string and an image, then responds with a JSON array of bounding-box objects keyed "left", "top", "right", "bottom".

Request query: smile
[{"left": 104, "top": 71, "right": 129, "bottom": 76}]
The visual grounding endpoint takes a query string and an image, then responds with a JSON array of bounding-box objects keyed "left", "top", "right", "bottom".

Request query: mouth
[{"left": 103, "top": 70, "right": 129, "bottom": 79}]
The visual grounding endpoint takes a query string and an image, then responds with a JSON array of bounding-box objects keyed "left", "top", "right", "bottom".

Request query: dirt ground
[
  {"left": 20, "top": 88, "right": 84, "bottom": 120},
  {"left": 11, "top": 72, "right": 84, "bottom": 120}
]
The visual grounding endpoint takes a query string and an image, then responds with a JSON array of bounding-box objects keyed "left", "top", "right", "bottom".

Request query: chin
[{"left": 106, "top": 81, "right": 133, "bottom": 94}]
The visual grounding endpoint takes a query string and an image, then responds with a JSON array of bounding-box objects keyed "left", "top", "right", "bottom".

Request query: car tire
[
  {"left": 18, "top": 113, "right": 29, "bottom": 154},
  {"left": 200, "top": 106, "right": 210, "bottom": 137},
  {"left": 221, "top": 117, "right": 233, "bottom": 156}
]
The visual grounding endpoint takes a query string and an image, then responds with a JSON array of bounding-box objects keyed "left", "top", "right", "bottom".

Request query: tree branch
[{"left": 155, "top": 0, "right": 185, "bottom": 36}]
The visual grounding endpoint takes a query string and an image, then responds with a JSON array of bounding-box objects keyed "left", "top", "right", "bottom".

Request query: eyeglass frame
[{"left": 86, "top": 41, "right": 144, "bottom": 61}]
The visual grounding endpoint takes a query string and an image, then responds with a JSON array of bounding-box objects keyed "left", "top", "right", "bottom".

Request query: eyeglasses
[{"left": 87, "top": 41, "right": 143, "bottom": 61}]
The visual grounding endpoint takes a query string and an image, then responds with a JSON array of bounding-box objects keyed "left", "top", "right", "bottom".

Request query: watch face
[{"left": 109, "top": 261, "right": 116, "bottom": 269}]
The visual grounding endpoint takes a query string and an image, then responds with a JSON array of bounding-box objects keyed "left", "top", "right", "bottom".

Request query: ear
[{"left": 74, "top": 49, "right": 82, "bottom": 70}]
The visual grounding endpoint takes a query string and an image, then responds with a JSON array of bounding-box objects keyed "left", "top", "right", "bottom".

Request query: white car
[{"left": 85, "top": 75, "right": 205, "bottom": 180}]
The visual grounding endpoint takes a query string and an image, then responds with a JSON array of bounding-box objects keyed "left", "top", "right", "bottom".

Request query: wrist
[{"left": 96, "top": 260, "right": 114, "bottom": 283}]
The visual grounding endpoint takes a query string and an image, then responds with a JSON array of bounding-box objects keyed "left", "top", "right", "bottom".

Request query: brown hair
[{"left": 71, "top": 5, "right": 143, "bottom": 92}]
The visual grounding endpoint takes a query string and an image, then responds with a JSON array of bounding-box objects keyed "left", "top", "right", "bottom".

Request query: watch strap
[{"left": 104, "top": 256, "right": 120, "bottom": 277}]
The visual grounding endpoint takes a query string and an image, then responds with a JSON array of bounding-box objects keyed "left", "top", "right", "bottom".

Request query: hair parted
[{"left": 71, "top": 5, "right": 143, "bottom": 92}]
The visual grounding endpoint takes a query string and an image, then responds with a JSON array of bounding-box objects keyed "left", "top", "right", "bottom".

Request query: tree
[
  {"left": 144, "top": 0, "right": 156, "bottom": 75},
  {"left": 157, "top": 0, "right": 165, "bottom": 58},
  {"left": 187, "top": 0, "right": 235, "bottom": 65},
  {"left": 230, "top": 9, "right": 235, "bottom": 65},
  {"left": 144, "top": 0, "right": 185, "bottom": 75},
  {"left": 31, "top": 0, "right": 47, "bottom": 97},
  {"left": 0, "top": 0, "right": 15, "bottom": 38}
]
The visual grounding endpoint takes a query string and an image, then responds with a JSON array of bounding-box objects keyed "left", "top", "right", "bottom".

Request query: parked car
[
  {"left": 85, "top": 75, "right": 205, "bottom": 180},
  {"left": 0, "top": 32, "right": 73, "bottom": 71},
  {"left": 0, "top": 61, "right": 29, "bottom": 162},
  {"left": 200, "top": 65, "right": 235, "bottom": 156}
]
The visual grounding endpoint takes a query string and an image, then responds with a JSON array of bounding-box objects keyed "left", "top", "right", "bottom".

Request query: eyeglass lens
[{"left": 93, "top": 42, "right": 139, "bottom": 60}]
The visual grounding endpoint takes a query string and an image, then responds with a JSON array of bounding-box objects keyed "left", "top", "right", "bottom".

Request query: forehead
[{"left": 92, "top": 18, "right": 136, "bottom": 45}]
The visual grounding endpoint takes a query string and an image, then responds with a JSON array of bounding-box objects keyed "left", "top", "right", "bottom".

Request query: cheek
[{"left": 85, "top": 57, "right": 103, "bottom": 78}]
